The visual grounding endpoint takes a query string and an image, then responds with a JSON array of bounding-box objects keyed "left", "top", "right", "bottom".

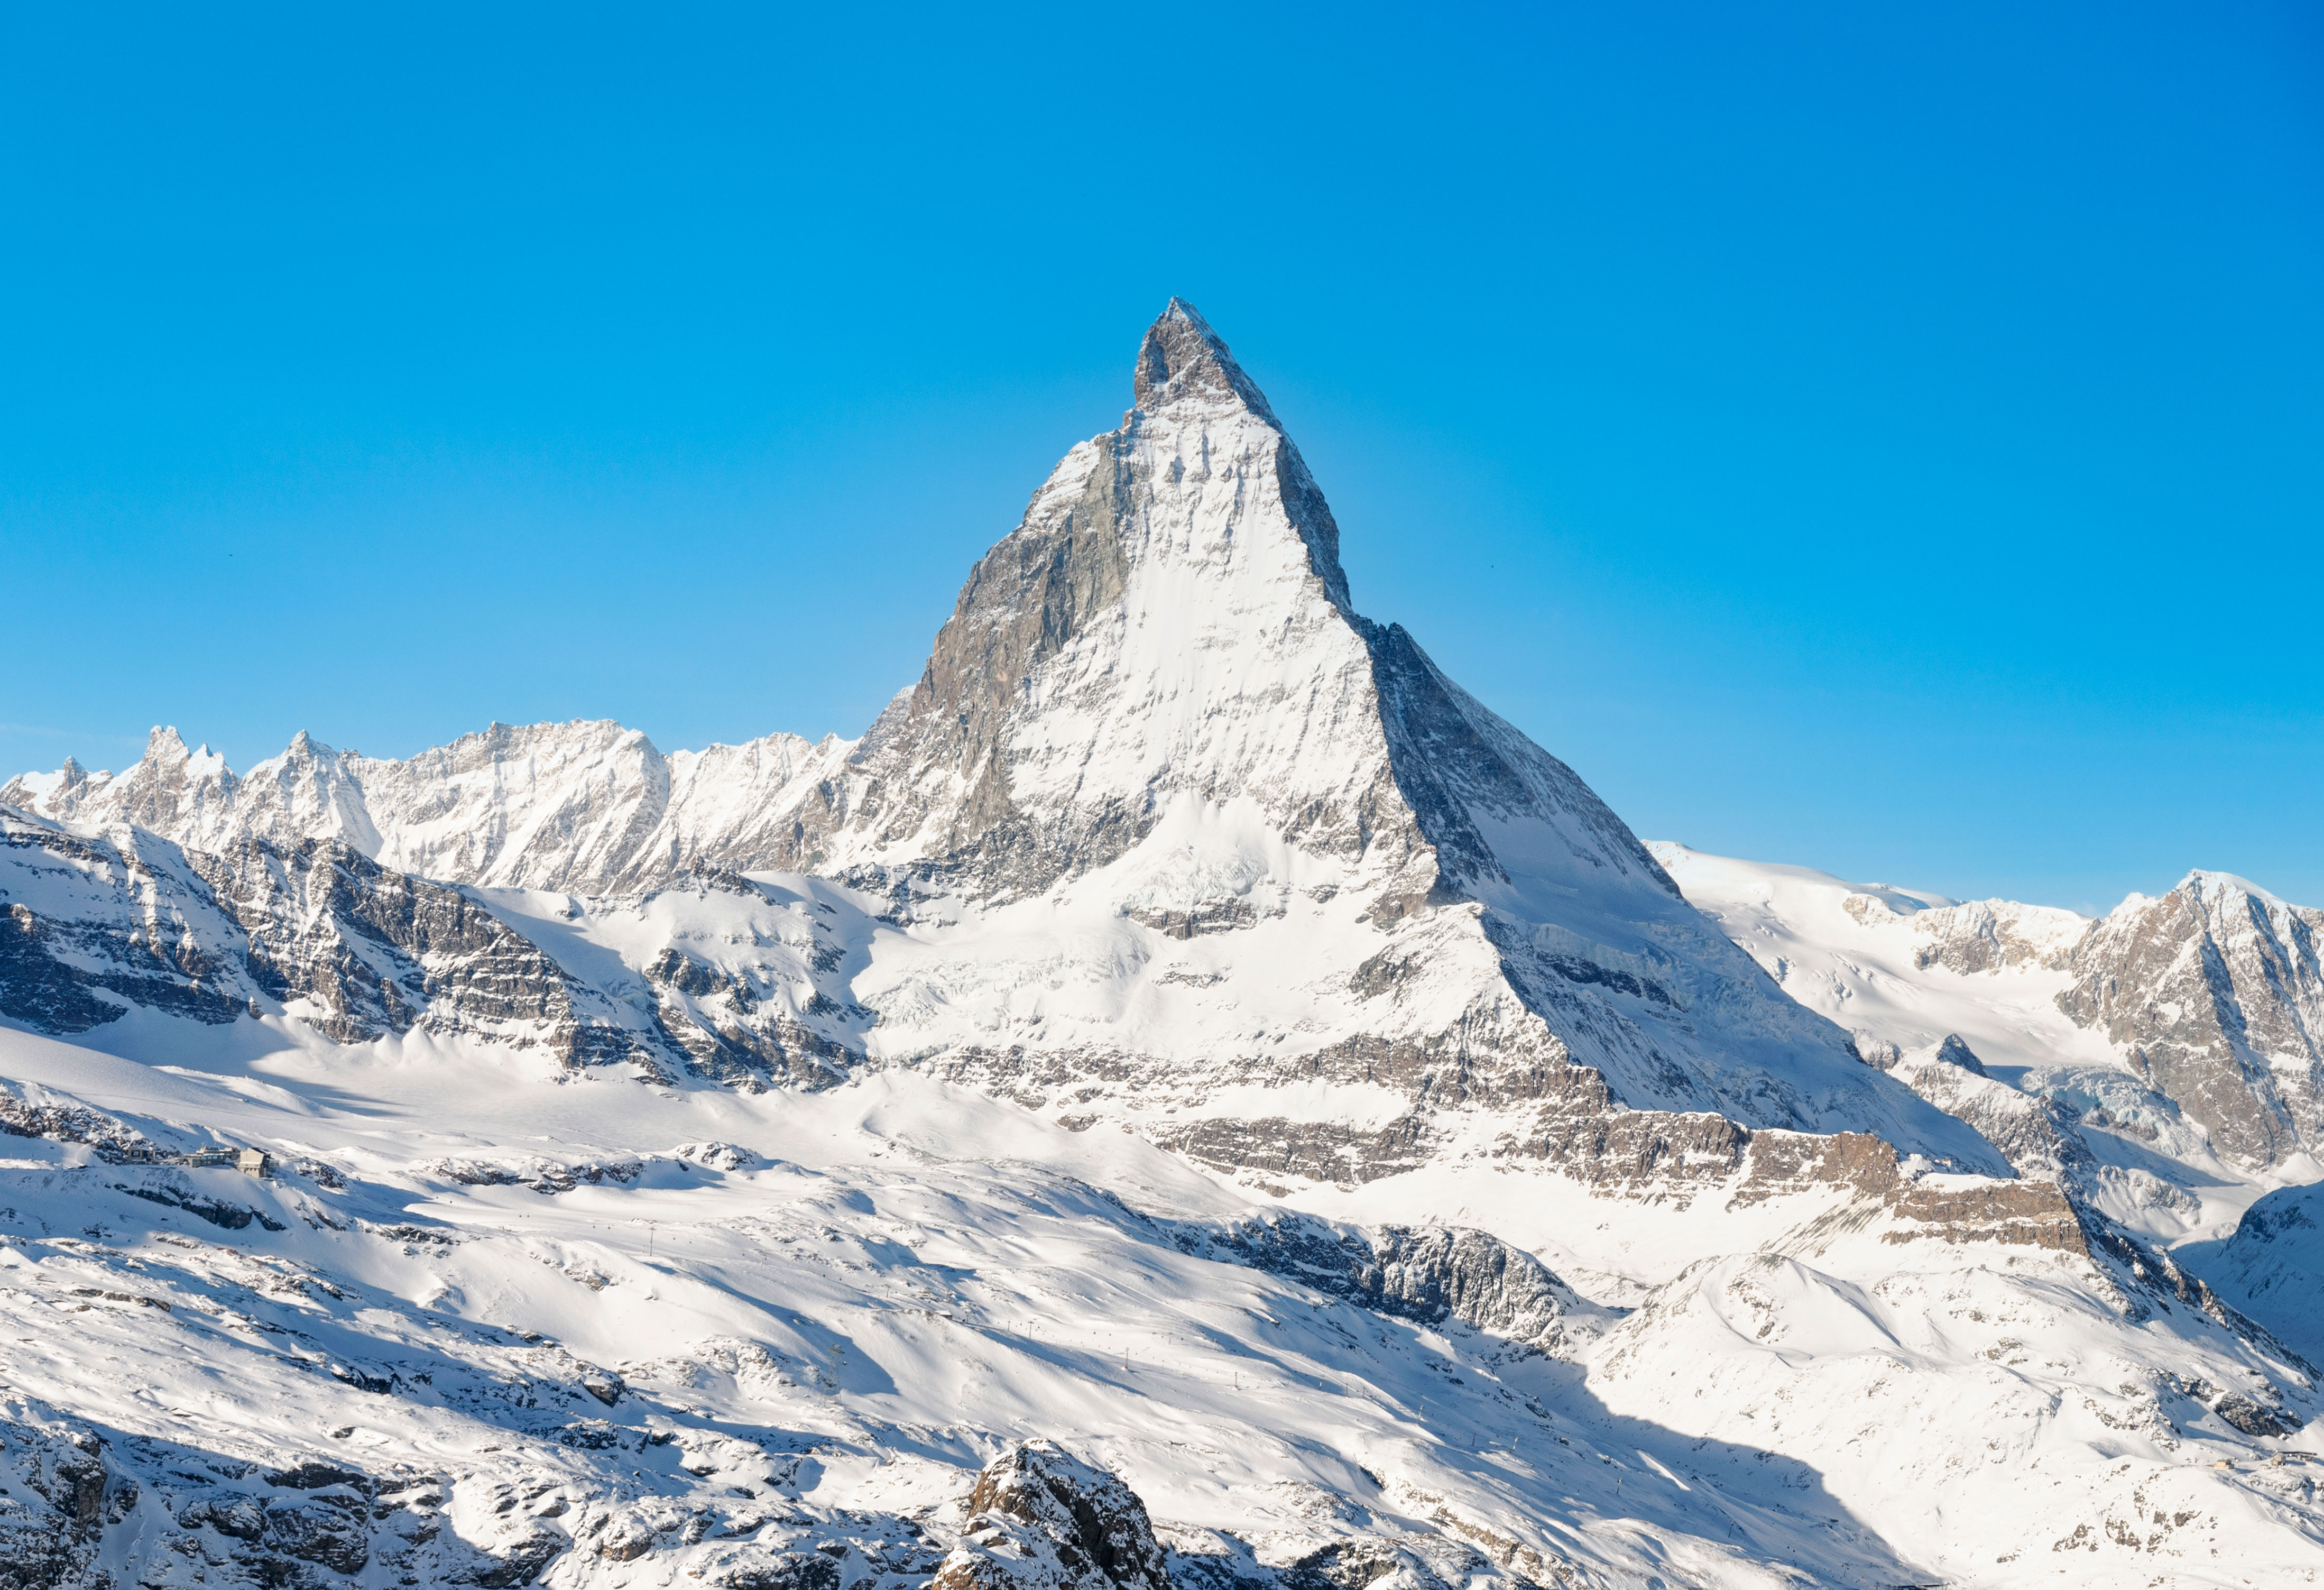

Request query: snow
[
  {"left": 5, "top": 1016, "right": 2321, "bottom": 1586},
  {"left": 1644, "top": 841, "right": 2314, "bottom": 1247},
  {"left": 5, "top": 300, "right": 2323, "bottom": 1585},
  {"left": 2183, "top": 1181, "right": 2324, "bottom": 1366},
  {"left": 2181, "top": 869, "right": 2295, "bottom": 913}
]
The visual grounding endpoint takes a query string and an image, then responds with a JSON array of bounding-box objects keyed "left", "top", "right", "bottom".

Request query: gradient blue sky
[{"left": 3, "top": 4, "right": 2318, "bottom": 912}]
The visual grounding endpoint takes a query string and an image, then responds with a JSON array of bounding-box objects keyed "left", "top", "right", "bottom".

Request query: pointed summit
[{"left": 1132, "top": 298, "right": 1278, "bottom": 424}]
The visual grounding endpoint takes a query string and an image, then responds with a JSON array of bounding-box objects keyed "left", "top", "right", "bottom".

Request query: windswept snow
[
  {"left": 5, "top": 299, "right": 2323, "bottom": 1587},
  {"left": 4, "top": 1023, "right": 2321, "bottom": 1587}
]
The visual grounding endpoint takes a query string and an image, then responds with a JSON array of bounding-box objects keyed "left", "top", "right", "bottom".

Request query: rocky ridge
[
  {"left": 4, "top": 301, "right": 2007, "bottom": 1211},
  {"left": 2056, "top": 872, "right": 2324, "bottom": 1168},
  {"left": 6, "top": 300, "right": 2324, "bottom": 1585},
  {"left": 934, "top": 1442, "right": 1170, "bottom": 1590},
  {"left": 1656, "top": 844, "right": 2324, "bottom": 1183},
  {"left": 2, "top": 721, "right": 856, "bottom": 898}
]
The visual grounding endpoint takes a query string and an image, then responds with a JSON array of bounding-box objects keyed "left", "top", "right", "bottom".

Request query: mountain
[
  {"left": 2058, "top": 872, "right": 2324, "bottom": 1169},
  {"left": 2, "top": 300, "right": 2002, "bottom": 1189},
  {"left": 1652, "top": 843, "right": 2324, "bottom": 1178},
  {"left": 1649, "top": 842, "right": 2324, "bottom": 1352},
  {"left": 4, "top": 301, "right": 2323, "bottom": 1587},
  {"left": 1, "top": 721, "right": 853, "bottom": 895}
]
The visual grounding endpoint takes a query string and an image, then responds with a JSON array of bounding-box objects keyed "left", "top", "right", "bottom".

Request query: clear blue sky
[{"left": 3, "top": 4, "right": 2318, "bottom": 913}]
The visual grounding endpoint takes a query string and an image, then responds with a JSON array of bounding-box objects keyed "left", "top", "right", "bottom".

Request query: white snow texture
[{"left": 2, "top": 300, "right": 2320, "bottom": 1588}]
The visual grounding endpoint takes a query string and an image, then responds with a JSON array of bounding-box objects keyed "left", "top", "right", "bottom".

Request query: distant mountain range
[{"left": 3, "top": 300, "right": 2318, "bottom": 1588}]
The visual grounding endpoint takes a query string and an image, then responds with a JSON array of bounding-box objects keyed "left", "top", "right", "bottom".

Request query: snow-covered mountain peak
[
  {"left": 1130, "top": 296, "right": 1280, "bottom": 426},
  {"left": 13, "top": 302, "right": 2324, "bottom": 1584},
  {"left": 2059, "top": 868, "right": 2324, "bottom": 1168},
  {"left": 739, "top": 298, "right": 1753, "bottom": 1007},
  {"left": 0, "top": 305, "right": 1997, "bottom": 1168},
  {"left": 2174, "top": 868, "right": 2295, "bottom": 913},
  {"left": 1657, "top": 841, "right": 2324, "bottom": 1218}
]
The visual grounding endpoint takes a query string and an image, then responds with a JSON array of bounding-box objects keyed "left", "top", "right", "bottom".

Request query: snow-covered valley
[{"left": 4, "top": 300, "right": 2322, "bottom": 1587}]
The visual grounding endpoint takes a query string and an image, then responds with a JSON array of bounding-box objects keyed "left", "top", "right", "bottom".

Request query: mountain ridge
[
  {"left": 7, "top": 300, "right": 1996, "bottom": 1185},
  {"left": 4, "top": 299, "right": 2323, "bottom": 1586}
]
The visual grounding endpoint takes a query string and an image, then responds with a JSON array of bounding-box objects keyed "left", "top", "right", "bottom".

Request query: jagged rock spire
[{"left": 1132, "top": 298, "right": 1279, "bottom": 425}]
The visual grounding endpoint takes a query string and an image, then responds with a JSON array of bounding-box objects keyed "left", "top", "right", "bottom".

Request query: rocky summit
[{"left": 3, "top": 301, "right": 2322, "bottom": 1588}]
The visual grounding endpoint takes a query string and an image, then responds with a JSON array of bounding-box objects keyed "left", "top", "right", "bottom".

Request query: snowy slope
[
  {"left": 5, "top": 300, "right": 2324, "bottom": 1587},
  {"left": 2188, "top": 1181, "right": 2324, "bottom": 1366},
  {"left": 1648, "top": 845, "right": 2324, "bottom": 1176},
  {"left": 1644, "top": 843, "right": 2100, "bottom": 1079},
  {"left": 3, "top": 304, "right": 2012, "bottom": 1196},
  {"left": 4, "top": 1023, "right": 2321, "bottom": 1588},
  {"left": 0, "top": 1029, "right": 1932, "bottom": 1590},
  {"left": 1647, "top": 839, "right": 2324, "bottom": 1389}
]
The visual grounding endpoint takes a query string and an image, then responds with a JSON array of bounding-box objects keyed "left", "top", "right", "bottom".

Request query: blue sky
[{"left": 2, "top": 4, "right": 2317, "bottom": 912}]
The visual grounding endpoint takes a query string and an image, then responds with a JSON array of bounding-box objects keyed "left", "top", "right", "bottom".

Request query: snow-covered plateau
[{"left": 3, "top": 300, "right": 2320, "bottom": 1587}]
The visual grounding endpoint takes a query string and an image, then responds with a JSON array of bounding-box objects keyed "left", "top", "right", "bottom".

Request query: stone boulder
[{"left": 934, "top": 1441, "right": 1169, "bottom": 1590}]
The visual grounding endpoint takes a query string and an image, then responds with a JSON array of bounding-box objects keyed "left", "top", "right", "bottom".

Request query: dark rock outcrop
[
  {"left": 1177, "top": 1210, "right": 1612, "bottom": 1356},
  {"left": 934, "top": 1441, "right": 1169, "bottom": 1590},
  {"left": 0, "top": 1404, "right": 109, "bottom": 1590}
]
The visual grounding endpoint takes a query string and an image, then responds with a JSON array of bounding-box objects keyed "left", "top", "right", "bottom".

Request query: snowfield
[
  {"left": 3, "top": 1024, "right": 2321, "bottom": 1588},
  {"left": 4, "top": 300, "right": 2322, "bottom": 1587}
]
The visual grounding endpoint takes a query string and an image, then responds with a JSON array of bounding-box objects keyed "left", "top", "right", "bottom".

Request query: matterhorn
[{"left": 2, "top": 301, "right": 2319, "bottom": 1589}]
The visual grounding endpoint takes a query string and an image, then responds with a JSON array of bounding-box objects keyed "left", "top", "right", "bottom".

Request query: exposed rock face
[
  {"left": 1927, "top": 1033, "right": 1987, "bottom": 1076},
  {"left": 1, "top": 299, "right": 2003, "bottom": 1196},
  {"left": 0, "top": 806, "right": 867, "bottom": 1086},
  {"left": 934, "top": 1442, "right": 1169, "bottom": 1590},
  {"left": 192, "top": 834, "right": 624, "bottom": 1057},
  {"left": 0, "top": 1400, "right": 110, "bottom": 1590},
  {"left": 2055, "top": 872, "right": 2324, "bottom": 1167},
  {"left": 1886, "top": 1046, "right": 2095, "bottom": 1187},
  {"left": 1176, "top": 1211, "right": 1616, "bottom": 1357},
  {"left": 0, "top": 1399, "right": 574, "bottom": 1590},
  {"left": 0, "top": 808, "right": 251, "bottom": 1033},
  {"left": 0, "top": 1078, "right": 158, "bottom": 1156},
  {"left": 1905, "top": 898, "right": 2084, "bottom": 974}
]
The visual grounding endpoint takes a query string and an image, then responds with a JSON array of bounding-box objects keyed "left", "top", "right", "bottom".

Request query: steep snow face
[{"left": 2192, "top": 1180, "right": 2324, "bottom": 1365}]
